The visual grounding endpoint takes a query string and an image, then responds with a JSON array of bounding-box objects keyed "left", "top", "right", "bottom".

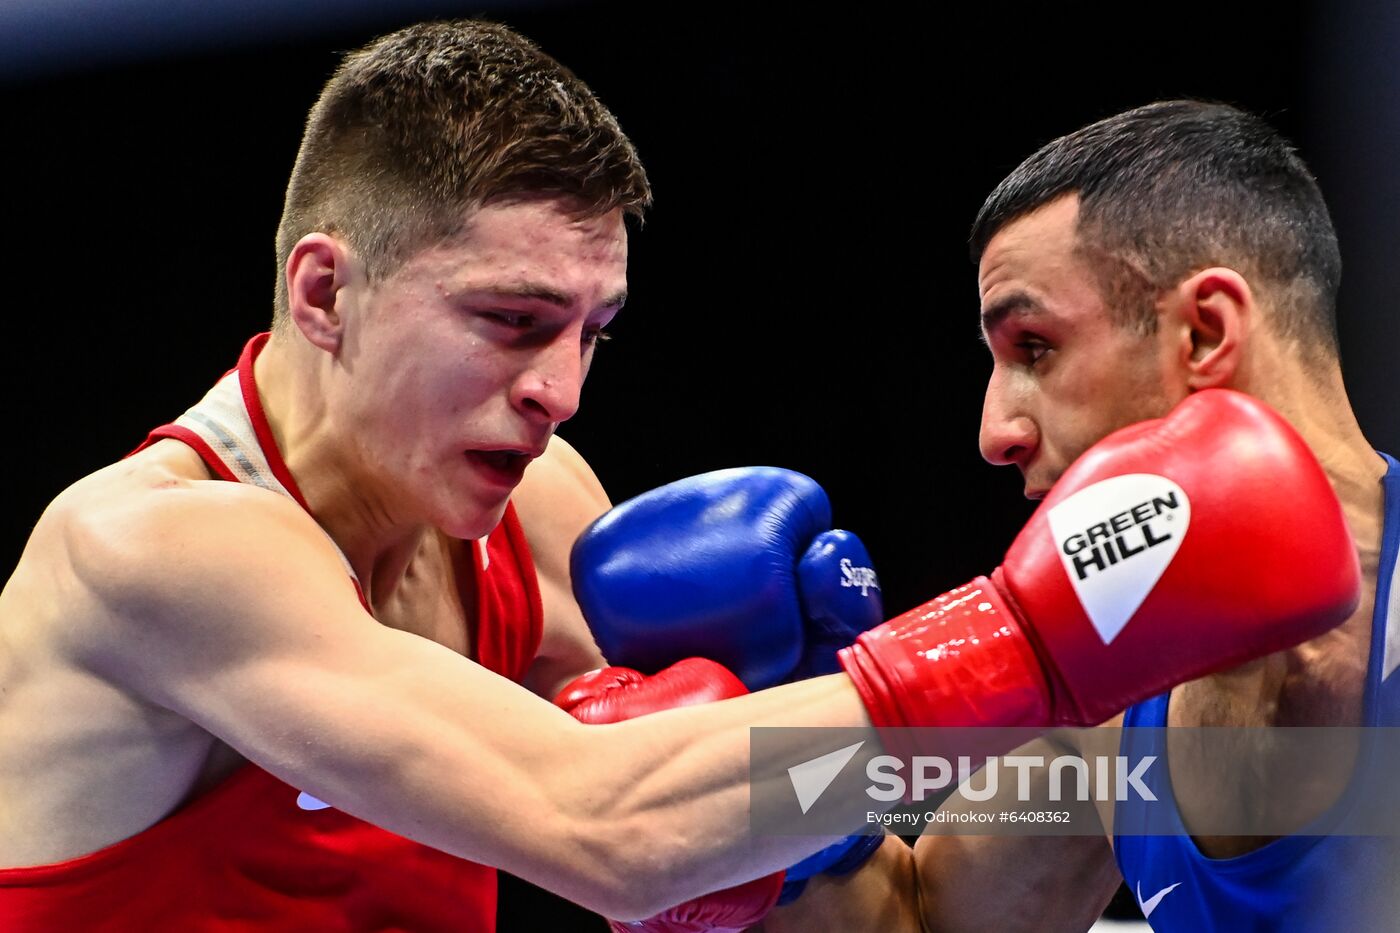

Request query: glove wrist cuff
[
  {"left": 776, "top": 833, "right": 884, "bottom": 905},
  {"left": 840, "top": 576, "right": 1050, "bottom": 730}
]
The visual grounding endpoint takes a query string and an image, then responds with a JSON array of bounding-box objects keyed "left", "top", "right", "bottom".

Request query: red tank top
[{"left": 0, "top": 334, "right": 544, "bottom": 931}]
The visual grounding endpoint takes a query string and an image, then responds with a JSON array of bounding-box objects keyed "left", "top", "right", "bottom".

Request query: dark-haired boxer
[{"left": 752, "top": 101, "right": 1400, "bottom": 933}]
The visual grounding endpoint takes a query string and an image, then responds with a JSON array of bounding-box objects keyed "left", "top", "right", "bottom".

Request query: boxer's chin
[
  {"left": 441, "top": 498, "right": 511, "bottom": 542},
  {"left": 429, "top": 450, "right": 529, "bottom": 538},
  {"left": 429, "top": 480, "right": 513, "bottom": 541}
]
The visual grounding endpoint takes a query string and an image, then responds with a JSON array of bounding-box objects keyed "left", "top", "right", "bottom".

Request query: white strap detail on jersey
[{"left": 172, "top": 369, "right": 360, "bottom": 584}]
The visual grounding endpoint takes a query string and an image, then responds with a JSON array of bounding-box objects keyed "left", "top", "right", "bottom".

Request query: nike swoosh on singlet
[
  {"left": 1137, "top": 880, "right": 1182, "bottom": 918},
  {"left": 296, "top": 791, "right": 333, "bottom": 811}
]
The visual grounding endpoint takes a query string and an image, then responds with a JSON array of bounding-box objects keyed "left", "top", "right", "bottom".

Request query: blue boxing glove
[
  {"left": 571, "top": 467, "right": 883, "bottom": 691},
  {"left": 572, "top": 467, "right": 887, "bottom": 905},
  {"left": 792, "top": 528, "right": 883, "bottom": 679}
]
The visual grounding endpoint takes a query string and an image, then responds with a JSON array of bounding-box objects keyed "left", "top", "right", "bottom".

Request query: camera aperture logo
[{"left": 787, "top": 741, "right": 866, "bottom": 814}]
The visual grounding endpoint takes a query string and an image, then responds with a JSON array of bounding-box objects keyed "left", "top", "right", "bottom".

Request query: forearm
[
  {"left": 202, "top": 632, "right": 869, "bottom": 920},
  {"left": 549, "top": 672, "right": 873, "bottom": 918},
  {"left": 759, "top": 835, "right": 923, "bottom": 933},
  {"left": 363, "top": 669, "right": 872, "bottom": 919}
]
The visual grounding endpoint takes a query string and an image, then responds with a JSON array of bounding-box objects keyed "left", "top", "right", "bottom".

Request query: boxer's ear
[
  {"left": 286, "top": 233, "right": 358, "bottom": 354},
  {"left": 1160, "top": 267, "right": 1252, "bottom": 391}
]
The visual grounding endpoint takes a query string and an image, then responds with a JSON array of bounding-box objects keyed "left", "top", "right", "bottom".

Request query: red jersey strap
[
  {"left": 132, "top": 333, "right": 314, "bottom": 513},
  {"left": 130, "top": 333, "right": 361, "bottom": 597},
  {"left": 473, "top": 503, "right": 545, "bottom": 684}
]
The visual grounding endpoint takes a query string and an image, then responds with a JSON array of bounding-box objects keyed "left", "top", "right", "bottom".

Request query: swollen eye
[{"left": 1015, "top": 340, "right": 1049, "bottom": 363}]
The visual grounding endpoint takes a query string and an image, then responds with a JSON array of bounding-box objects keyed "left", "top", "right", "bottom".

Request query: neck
[
  {"left": 252, "top": 331, "right": 429, "bottom": 602},
  {"left": 1245, "top": 353, "right": 1387, "bottom": 565}
]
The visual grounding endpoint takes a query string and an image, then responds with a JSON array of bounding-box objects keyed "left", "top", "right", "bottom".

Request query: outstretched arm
[{"left": 70, "top": 480, "right": 870, "bottom": 921}]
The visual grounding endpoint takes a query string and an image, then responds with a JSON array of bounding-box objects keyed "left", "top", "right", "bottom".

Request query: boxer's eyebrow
[
  {"left": 458, "top": 284, "right": 628, "bottom": 311},
  {"left": 978, "top": 292, "right": 1047, "bottom": 348},
  {"left": 498, "top": 284, "right": 571, "bottom": 306},
  {"left": 980, "top": 291, "right": 1045, "bottom": 336}
]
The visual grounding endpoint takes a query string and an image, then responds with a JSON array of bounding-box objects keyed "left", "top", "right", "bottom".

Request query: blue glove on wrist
[{"left": 776, "top": 833, "right": 886, "bottom": 905}]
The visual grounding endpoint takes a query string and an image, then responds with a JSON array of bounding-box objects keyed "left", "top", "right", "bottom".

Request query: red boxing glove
[
  {"left": 555, "top": 660, "right": 749, "bottom": 723},
  {"left": 554, "top": 658, "right": 784, "bottom": 933},
  {"left": 840, "top": 389, "right": 1361, "bottom": 731},
  {"left": 601, "top": 876, "right": 783, "bottom": 933}
]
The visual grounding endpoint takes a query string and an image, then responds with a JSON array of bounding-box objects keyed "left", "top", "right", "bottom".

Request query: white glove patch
[{"left": 1046, "top": 473, "right": 1190, "bottom": 644}]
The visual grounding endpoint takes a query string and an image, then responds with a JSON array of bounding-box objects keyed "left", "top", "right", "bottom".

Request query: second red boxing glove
[{"left": 554, "top": 658, "right": 784, "bottom": 933}]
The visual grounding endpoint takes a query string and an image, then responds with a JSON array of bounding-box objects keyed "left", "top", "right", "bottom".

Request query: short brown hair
[{"left": 273, "top": 19, "right": 652, "bottom": 325}]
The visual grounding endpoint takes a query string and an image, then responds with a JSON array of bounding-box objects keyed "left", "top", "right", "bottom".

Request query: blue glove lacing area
[{"left": 776, "top": 833, "right": 885, "bottom": 905}]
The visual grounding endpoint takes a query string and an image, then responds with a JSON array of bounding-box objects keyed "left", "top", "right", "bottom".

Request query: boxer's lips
[{"left": 464, "top": 447, "right": 541, "bottom": 486}]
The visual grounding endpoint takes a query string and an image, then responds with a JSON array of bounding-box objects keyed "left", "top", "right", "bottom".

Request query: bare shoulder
[
  {"left": 35, "top": 443, "right": 356, "bottom": 695},
  {"left": 63, "top": 446, "right": 337, "bottom": 592},
  {"left": 0, "top": 442, "right": 367, "bottom": 860}
]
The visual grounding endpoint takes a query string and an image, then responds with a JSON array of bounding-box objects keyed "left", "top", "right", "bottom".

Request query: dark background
[{"left": 3, "top": 0, "right": 1397, "bottom": 928}]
